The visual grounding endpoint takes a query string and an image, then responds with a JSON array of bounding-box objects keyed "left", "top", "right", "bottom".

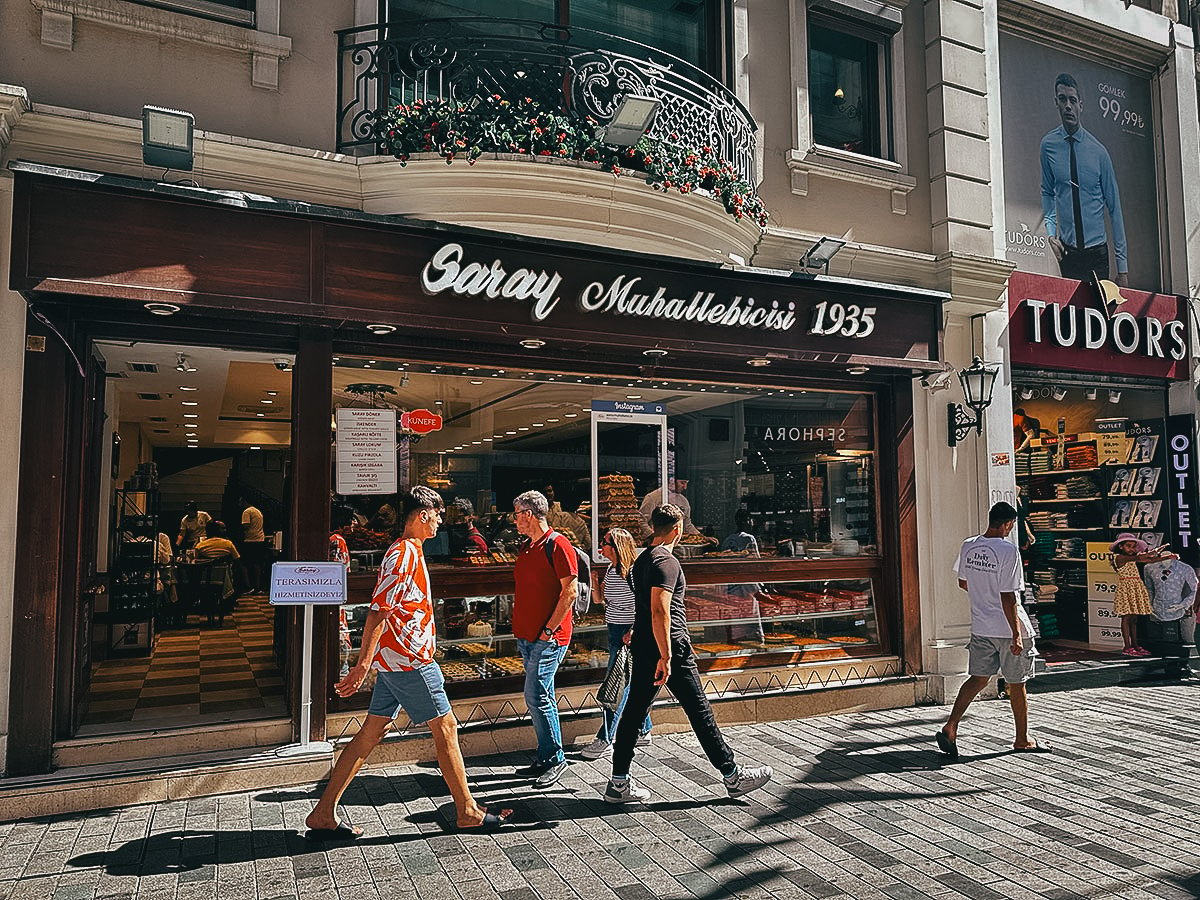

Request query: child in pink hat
[{"left": 1110, "top": 534, "right": 1176, "bottom": 657}]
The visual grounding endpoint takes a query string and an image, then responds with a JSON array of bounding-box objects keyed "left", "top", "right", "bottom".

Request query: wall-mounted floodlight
[
  {"left": 601, "top": 96, "right": 661, "bottom": 147},
  {"left": 799, "top": 237, "right": 847, "bottom": 274},
  {"left": 142, "top": 105, "right": 194, "bottom": 172}
]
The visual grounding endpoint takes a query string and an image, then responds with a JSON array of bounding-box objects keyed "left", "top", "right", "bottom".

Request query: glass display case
[{"left": 338, "top": 574, "right": 881, "bottom": 700}]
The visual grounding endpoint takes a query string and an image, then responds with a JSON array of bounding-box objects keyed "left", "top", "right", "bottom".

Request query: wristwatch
[{"left": 542, "top": 626, "right": 557, "bottom": 638}]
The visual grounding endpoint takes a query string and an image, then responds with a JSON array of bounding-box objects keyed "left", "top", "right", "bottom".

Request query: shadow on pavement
[{"left": 67, "top": 820, "right": 557, "bottom": 876}]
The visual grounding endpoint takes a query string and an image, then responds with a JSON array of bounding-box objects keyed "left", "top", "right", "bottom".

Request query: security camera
[
  {"left": 921, "top": 369, "right": 954, "bottom": 394},
  {"left": 273, "top": 358, "right": 291, "bottom": 371}
]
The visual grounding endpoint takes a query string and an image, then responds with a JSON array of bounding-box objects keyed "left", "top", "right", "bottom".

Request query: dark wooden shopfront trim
[
  {"left": 8, "top": 313, "right": 72, "bottom": 775},
  {"left": 7, "top": 166, "right": 946, "bottom": 755}
]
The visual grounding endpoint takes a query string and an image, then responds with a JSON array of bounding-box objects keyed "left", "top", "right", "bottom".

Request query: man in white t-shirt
[
  {"left": 936, "top": 501, "right": 1051, "bottom": 758},
  {"left": 239, "top": 497, "right": 268, "bottom": 594}
]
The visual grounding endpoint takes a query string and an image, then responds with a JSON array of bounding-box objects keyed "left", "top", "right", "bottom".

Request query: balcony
[{"left": 336, "top": 18, "right": 757, "bottom": 186}]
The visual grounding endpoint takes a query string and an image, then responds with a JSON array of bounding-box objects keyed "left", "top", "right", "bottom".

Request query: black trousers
[
  {"left": 612, "top": 638, "right": 735, "bottom": 778},
  {"left": 1058, "top": 243, "right": 1109, "bottom": 282}
]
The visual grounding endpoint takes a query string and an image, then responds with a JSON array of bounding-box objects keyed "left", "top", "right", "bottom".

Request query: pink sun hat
[{"left": 1109, "top": 532, "right": 1148, "bottom": 554}]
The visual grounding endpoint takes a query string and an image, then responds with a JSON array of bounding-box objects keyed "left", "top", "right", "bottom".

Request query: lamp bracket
[{"left": 947, "top": 402, "right": 983, "bottom": 447}]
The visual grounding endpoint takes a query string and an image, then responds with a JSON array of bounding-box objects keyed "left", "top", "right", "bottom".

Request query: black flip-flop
[
  {"left": 304, "top": 823, "right": 363, "bottom": 841},
  {"left": 935, "top": 730, "right": 958, "bottom": 759},
  {"left": 1012, "top": 742, "right": 1053, "bottom": 754},
  {"left": 457, "top": 807, "right": 514, "bottom": 832}
]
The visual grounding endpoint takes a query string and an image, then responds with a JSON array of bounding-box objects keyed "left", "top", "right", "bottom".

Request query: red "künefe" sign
[{"left": 401, "top": 409, "right": 443, "bottom": 434}]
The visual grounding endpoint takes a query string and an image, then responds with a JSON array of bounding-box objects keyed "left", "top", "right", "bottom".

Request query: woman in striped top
[{"left": 579, "top": 528, "right": 652, "bottom": 759}]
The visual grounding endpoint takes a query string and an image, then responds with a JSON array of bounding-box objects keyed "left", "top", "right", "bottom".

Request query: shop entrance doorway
[{"left": 74, "top": 341, "right": 294, "bottom": 737}]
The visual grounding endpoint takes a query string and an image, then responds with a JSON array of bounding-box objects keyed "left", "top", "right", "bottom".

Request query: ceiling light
[
  {"left": 547, "top": 418, "right": 559, "bottom": 423},
  {"left": 506, "top": 430, "right": 517, "bottom": 435},
  {"left": 846, "top": 365, "right": 870, "bottom": 376},
  {"left": 520, "top": 338, "right": 546, "bottom": 349},
  {"left": 533, "top": 423, "right": 544, "bottom": 427},
  {"left": 181, "top": 400, "right": 198, "bottom": 406},
  {"left": 260, "top": 399, "right": 273, "bottom": 404},
  {"left": 484, "top": 438, "right": 493, "bottom": 442},
  {"left": 144, "top": 302, "right": 180, "bottom": 316},
  {"left": 185, "top": 432, "right": 197, "bottom": 437},
  {"left": 642, "top": 348, "right": 668, "bottom": 358},
  {"left": 470, "top": 380, "right": 484, "bottom": 385},
  {"left": 184, "top": 413, "right": 199, "bottom": 418},
  {"left": 1109, "top": 389, "right": 1122, "bottom": 404},
  {"left": 179, "top": 385, "right": 198, "bottom": 391},
  {"left": 519, "top": 426, "right": 530, "bottom": 431},
  {"left": 1085, "top": 388, "right": 1098, "bottom": 400},
  {"left": 367, "top": 323, "right": 396, "bottom": 335},
  {"left": 747, "top": 358, "right": 771, "bottom": 367},
  {"left": 626, "top": 395, "right": 642, "bottom": 399},
  {"left": 565, "top": 413, "right": 578, "bottom": 418},
  {"left": 434, "top": 400, "right": 443, "bottom": 405},
  {"left": 266, "top": 391, "right": 278, "bottom": 396},
  {"left": 256, "top": 412, "right": 265, "bottom": 417},
  {"left": 472, "top": 441, "right": 482, "bottom": 445},
  {"left": 250, "top": 446, "right": 261, "bottom": 450}
]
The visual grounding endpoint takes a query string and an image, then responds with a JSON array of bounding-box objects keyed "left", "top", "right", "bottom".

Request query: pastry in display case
[{"left": 597, "top": 474, "right": 649, "bottom": 542}]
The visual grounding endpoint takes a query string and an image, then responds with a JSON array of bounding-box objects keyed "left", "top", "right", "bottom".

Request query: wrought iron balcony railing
[{"left": 336, "top": 18, "right": 758, "bottom": 185}]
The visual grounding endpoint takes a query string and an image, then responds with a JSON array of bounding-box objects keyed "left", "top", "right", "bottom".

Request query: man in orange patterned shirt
[{"left": 305, "top": 486, "right": 511, "bottom": 838}]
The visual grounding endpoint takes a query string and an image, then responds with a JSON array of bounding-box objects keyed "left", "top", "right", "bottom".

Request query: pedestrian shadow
[
  {"left": 254, "top": 770, "right": 532, "bottom": 808},
  {"left": 67, "top": 822, "right": 557, "bottom": 876}
]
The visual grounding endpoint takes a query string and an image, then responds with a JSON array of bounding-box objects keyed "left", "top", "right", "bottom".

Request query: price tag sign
[{"left": 1088, "top": 624, "right": 1125, "bottom": 649}]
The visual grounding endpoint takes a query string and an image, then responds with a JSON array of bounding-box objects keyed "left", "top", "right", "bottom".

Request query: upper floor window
[
  {"left": 807, "top": 15, "right": 892, "bottom": 160},
  {"left": 388, "top": 0, "right": 718, "bottom": 73},
  {"left": 136, "top": 0, "right": 254, "bottom": 26}
]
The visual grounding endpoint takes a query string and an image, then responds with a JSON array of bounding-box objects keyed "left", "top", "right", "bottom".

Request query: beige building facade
[{"left": 0, "top": 0, "right": 1196, "bottom": 814}]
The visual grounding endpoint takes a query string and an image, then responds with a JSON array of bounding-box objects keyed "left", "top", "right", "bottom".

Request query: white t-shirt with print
[
  {"left": 953, "top": 535, "right": 1034, "bottom": 639},
  {"left": 241, "top": 506, "right": 265, "bottom": 542}
]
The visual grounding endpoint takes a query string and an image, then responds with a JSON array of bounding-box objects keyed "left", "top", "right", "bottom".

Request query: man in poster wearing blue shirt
[{"left": 1040, "top": 73, "right": 1129, "bottom": 287}]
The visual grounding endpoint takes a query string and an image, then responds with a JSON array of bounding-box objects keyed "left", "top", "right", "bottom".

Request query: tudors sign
[{"left": 1008, "top": 272, "right": 1188, "bottom": 379}]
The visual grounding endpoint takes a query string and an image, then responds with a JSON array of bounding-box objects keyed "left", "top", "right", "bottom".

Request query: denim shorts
[
  {"left": 367, "top": 663, "right": 452, "bottom": 725},
  {"left": 967, "top": 634, "right": 1037, "bottom": 684}
]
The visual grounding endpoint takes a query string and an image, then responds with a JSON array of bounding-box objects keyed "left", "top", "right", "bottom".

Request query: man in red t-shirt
[
  {"left": 305, "top": 487, "right": 511, "bottom": 839},
  {"left": 511, "top": 489, "right": 578, "bottom": 788}
]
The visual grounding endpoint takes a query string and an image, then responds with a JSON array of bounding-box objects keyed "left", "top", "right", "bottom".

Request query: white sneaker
[
  {"left": 635, "top": 732, "right": 652, "bottom": 748},
  {"left": 604, "top": 777, "right": 651, "bottom": 804},
  {"left": 725, "top": 764, "right": 773, "bottom": 798},
  {"left": 578, "top": 738, "right": 612, "bottom": 760}
]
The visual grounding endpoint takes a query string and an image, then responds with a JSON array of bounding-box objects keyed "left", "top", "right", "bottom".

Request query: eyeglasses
[{"left": 513, "top": 508, "right": 533, "bottom": 518}]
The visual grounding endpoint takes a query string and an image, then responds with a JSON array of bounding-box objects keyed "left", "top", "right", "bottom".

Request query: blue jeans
[
  {"left": 517, "top": 638, "right": 568, "bottom": 765},
  {"left": 599, "top": 623, "right": 652, "bottom": 742}
]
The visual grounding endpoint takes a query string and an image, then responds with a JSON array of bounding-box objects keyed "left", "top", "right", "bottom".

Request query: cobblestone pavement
[{"left": 2, "top": 676, "right": 1198, "bottom": 900}]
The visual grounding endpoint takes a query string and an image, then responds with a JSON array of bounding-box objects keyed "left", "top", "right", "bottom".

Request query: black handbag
[{"left": 597, "top": 643, "right": 632, "bottom": 711}]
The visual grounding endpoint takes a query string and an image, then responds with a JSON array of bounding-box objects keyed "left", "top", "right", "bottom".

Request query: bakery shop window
[{"left": 328, "top": 356, "right": 882, "bottom": 698}]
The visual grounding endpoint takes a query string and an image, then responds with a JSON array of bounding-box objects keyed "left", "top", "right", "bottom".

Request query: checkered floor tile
[{"left": 81, "top": 596, "right": 287, "bottom": 731}]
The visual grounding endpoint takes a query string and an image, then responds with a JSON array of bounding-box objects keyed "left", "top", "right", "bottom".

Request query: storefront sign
[
  {"left": 1008, "top": 273, "right": 1187, "bottom": 379},
  {"left": 335, "top": 408, "right": 397, "bottom": 495},
  {"left": 591, "top": 400, "right": 666, "bottom": 415},
  {"left": 401, "top": 408, "right": 443, "bottom": 434},
  {"left": 269, "top": 563, "right": 347, "bottom": 605},
  {"left": 1166, "top": 414, "right": 1198, "bottom": 564}
]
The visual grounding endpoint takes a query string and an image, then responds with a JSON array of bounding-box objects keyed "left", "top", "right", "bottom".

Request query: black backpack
[{"left": 544, "top": 531, "right": 592, "bottom": 616}]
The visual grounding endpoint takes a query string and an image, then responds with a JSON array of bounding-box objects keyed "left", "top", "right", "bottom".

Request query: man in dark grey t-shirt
[{"left": 604, "top": 504, "right": 773, "bottom": 803}]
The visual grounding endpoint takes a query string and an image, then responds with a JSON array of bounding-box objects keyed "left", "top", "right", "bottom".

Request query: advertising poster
[
  {"left": 1085, "top": 541, "right": 1123, "bottom": 648},
  {"left": 1000, "top": 33, "right": 1161, "bottom": 292},
  {"left": 335, "top": 408, "right": 398, "bottom": 495}
]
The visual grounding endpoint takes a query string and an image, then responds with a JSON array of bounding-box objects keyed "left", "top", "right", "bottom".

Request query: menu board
[{"left": 336, "top": 408, "right": 397, "bottom": 495}]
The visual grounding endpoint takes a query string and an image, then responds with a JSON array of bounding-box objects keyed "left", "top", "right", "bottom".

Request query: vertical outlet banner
[{"left": 1166, "top": 414, "right": 1199, "bottom": 566}]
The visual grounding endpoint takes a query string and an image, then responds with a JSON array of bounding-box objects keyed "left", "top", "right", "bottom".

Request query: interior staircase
[{"left": 158, "top": 458, "right": 233, "bottom": 534}]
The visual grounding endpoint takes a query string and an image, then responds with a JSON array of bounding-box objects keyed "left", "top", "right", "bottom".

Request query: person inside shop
[
  {"left": 544, "top": 483, "right": 591, "bottom": 548},
  {"left": 639, "top": 478, "right": 700, "bottom": 535},
  {"left": 721, "top": 511, "right": 761, "bottom": 556},
  {"left": 305, "top": 486, "right": 512, "bottom": 838},
  {"left": 446, "top": 497, "right": 489, "bottom": 556},
  {"left": 510, "top": 489, "right": 577, "bottom": 789},
  {"left": 1110, "top": 533, "right": 1178, "bottom": 658},
  {"left": 238, "top": 495, "right": 268, "bottom": 595},
  {"left": 579, "top": 527, "right": 652, "bottom": 761},
  {"left": 368, "top": 498, "right": 399, "bottom": 533},
  {"left": 176, "top": 500, "right": 211, "bottom": 551},
  {"left": 194, "top": 521, "right": 241, "bottom": 562},
  {"left": 937, "top": 502, "right": 1049, "bottom": 758},
  {"left": 1012, "top": 409, "right": 1043, "bottom": 452}
]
